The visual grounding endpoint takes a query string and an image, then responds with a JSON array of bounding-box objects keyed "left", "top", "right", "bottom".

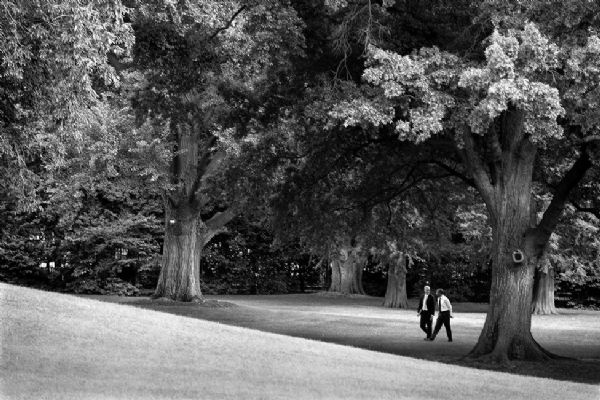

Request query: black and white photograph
[{"left": 1, "top": 0, "right": 599, "bottom": 398}]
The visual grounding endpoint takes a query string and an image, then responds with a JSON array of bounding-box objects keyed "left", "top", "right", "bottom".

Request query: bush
[
  {"left": 103, "top": 277, "right": 140, "bottom": 296},
  {"left": 198, "top": 220, "right": 319, "bottom": 295},
  {"left": 556, "top": 262, "right": 600, "bottom": 309},
  {"left": 65, "top": 277, "right": 140, "bottom": 296}
]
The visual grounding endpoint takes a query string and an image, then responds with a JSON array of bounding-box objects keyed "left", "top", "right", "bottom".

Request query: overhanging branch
[
  {"left": 427, "top": 159, "right": 476, "bottom": 187},
  {"left": 204, "top": 208, "right": 236, "bottom": 231},
  {"left": 485, "top": 123, "right": 502, "bottom": 185},
  {"left": 536, "top": 151, "right": 593, "bottom": 238},
  {"left": 191, "top": 149, "right": 226, "bottom": 202},
  {"left": 461, "top": 128, "right": 495, "bottom": 206},
  {"left": 581, "top": 135, "right": 600, "bottom": 144},
  {"left": 209, "top": 6, "right": 247, "bottom": 40}
]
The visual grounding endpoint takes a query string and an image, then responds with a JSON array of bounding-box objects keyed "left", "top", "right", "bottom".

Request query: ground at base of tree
[
  {"left": 92, "top": 292, "right": 600, "bottom": 385},
  {"left": 139, "top": 297, "right": 238, "bottom": 308},
  {"left": 2, "top": 284, "right": 598, "bottom": 400}
]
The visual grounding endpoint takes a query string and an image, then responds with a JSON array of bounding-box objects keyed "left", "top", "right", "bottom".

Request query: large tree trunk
[
  {"left": 382, "top": 253, "right": 409, "bottom": 308},
  {"left": 153, "top": 121, "right": 234, "bottom": 301},
  {"left": 465, "top": 114, "right": 555, "bottom": 362},
  {"left": 154, "top": 203, "right": 203, "bottom": 301},
  {"left": 155, "top": 206, "right": 232, "bottom": 301},
  {"left": 329, "top": 259, "right": 342, "bottom": 292},
  {"left": 468, "top": 155, "right": 553, "bottom": 360},
  {"left": 329, "top": 246, "right": 365, "bottom": 294},
  {"left": 463, "top": 109, "right": 592, "bottom": 361},
  {"left": 339, "top": 246, "right": 365, "bottom": 294},
  {"left": 469, "top": 222, "right": 550, "bottom": 362},
  {"left": 532, "top": 263, "right": 558, "bottom": 315}
]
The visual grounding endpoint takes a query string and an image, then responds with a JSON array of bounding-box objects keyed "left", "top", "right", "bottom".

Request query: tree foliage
[{"left": 0, "top": 0, "right": 133, "bottom": 208}]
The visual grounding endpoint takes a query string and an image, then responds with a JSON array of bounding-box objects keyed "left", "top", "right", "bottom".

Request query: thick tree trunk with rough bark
[
  {"left": 463, "top": 110, "right": 591, "bottom": 361},
  {"left": 383, "top": 254, "right": 409, "bottom": 308},
  {"left": 464, "top": 112, "right": 554, "bottom": 361},
  {"left": 154, "top": 121, "right": 235, "bottom": 301},
  {"left": 467, "top": 142, "right": 553, "bottom": 360},
  {"left": 155, "top": 205, "right": 234, "bottom": 301},
  {"left": 329, "top": 246, "right": 365, "bottom": 294},
  {"left": 155, "top": 203, "right": 203, "bottom": 301},
  {"left": 469, "top": 216, "right": 548, "bottom": 361},
  {"left": 340, "top": 246, "right": 365, "bottom": 294},
  {"left": 532, "top": 265, "right": 558, "bottom": 315}
]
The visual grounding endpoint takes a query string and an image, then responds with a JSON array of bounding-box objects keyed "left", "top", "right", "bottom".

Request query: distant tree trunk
[
  {"left": 532, "top": 262, "right": 558, "bottom": 315},
  {"left": 355, "top": 261, "right": 364, "bottom": 293},
  {"left": 314, "top": 255, "right": 327, "bottom": 290},
  {"left": 383, "top": 253, "right": 409, "bottom": 308},
  {"left": 299, "top": 265, "right": 306, "bottom": 293},
  {"left": 329, "top": 259, "right": 342, "bottom": 292},
  {"left": 336, "top": 245, "right": 365, "bottom": 295}
]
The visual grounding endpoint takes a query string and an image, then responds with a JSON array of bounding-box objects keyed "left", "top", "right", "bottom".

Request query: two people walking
[{"left": 417, "top": 285, "right": 453, "bottom": 342}]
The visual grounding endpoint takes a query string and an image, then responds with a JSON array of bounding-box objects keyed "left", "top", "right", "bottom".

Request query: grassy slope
[
  {"left": 1, "top": 284, "right": 599, "bottom": 400},
  {"left": 96, "top": 292, "right": 600, "bottom": 383}
]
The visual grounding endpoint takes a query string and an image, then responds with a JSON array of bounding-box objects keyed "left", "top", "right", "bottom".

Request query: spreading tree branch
[
  {"left": 208, "top": 6, "right": 247, "bottom": 40},
  {"left": 461, "top": 128, "right": 495, "bottom": 207},
  {"left": 204, "top": 208, "right": 236, "bottom": 231},
  {"left": 536, "top": 151, "right": 593, "bottom": 239},
  {"left": 427, "top": 159, "right": 476, "bottom": 187},
  {"left": 485, "top": 122, "right": 503, "bottom": 185},
  {"left": 191, "top": 147, "right": 226, "bottom": 204},
  {"left": 581, "top": 135, "right": 600, "bottom": 144}
]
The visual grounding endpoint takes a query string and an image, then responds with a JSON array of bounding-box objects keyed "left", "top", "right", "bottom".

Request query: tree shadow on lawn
[{"left": 90, "top": 294, "right": 600, "bottom": 385}]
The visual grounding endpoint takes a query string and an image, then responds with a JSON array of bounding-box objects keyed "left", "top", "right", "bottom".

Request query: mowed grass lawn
[
  {"left": 0, "top": 284, "right": 598, "bottom": 400},
  {"left": 94, "top": 291, "right": 600, "bottom": 384}
]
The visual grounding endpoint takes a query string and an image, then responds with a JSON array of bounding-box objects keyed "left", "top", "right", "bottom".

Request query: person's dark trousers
[
  {"left": 431, "top": 311, "right": 452, "bottom": 341},
  {"left": 419, "top": 312, "right": 433, "bottom": 338}
]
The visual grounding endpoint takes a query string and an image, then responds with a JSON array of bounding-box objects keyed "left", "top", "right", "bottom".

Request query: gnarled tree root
[{"left": 465, "top": 334, "right": 571, "bottom": 364}]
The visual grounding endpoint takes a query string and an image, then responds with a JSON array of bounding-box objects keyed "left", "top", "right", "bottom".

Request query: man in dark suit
[
  {"left": 417, "top": 285, "right": 435, "bottom": 340},
  {"left": 430, "top": 288, "right": 453, "bottom": 342}
]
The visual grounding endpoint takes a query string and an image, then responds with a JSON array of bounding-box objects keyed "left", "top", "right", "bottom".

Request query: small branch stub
[
  {"left": 169, "top": 219, "right": 176, "bottom": 225},
  {"left": 512, "top": 249, "right": 525, "bottom": 264}
]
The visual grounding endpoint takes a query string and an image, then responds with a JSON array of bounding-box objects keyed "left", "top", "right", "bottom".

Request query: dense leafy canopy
[
  {"left": 0, "top": 1, "right": 598, "bottom": 314},
  {"left": 0, "top": 0, "right": 133, "bottom": 208}
]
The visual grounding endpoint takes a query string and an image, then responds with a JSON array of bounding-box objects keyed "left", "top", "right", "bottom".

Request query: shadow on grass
[{"left": 90, "top": 295, "right": 600, "bottom": 385}]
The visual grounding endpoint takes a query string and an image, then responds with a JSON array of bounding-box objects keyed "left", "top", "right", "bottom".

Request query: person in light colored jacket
[{"left": 429, "top": 288, "right": 453, "bottom": 342}]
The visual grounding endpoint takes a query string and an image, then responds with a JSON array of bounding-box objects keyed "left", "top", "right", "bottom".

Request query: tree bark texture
[
  {"left": 154, "top": 122, "right": 235, "bottom": 301},
  {"left": 382, "top": 253, "right": 409, "bottom": 308},
  {"left": 464, "top": 112, "right": 557, "bottom": 361},
  {"left": 329, "top": 259, "right": 342, "bottom": 292},
  {"left": 329, "top": 246, "right": 365, "bottom": 294},
  {"left": 468, "top": 200, "right": 549, "bottom": 361},
  {"left": 532, "top": 265, "right": 558, "bottom": 315},
  {"left": 154, "top": 204, "right": 203, "bottom": 301},
  {"left": 462, "top": 108, "right": 594, "bottom": 361}
]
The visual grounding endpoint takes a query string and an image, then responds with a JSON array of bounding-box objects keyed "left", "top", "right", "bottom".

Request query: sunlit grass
[{"left": 2, "top": 284, "right": 599, "bottom": 400}]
